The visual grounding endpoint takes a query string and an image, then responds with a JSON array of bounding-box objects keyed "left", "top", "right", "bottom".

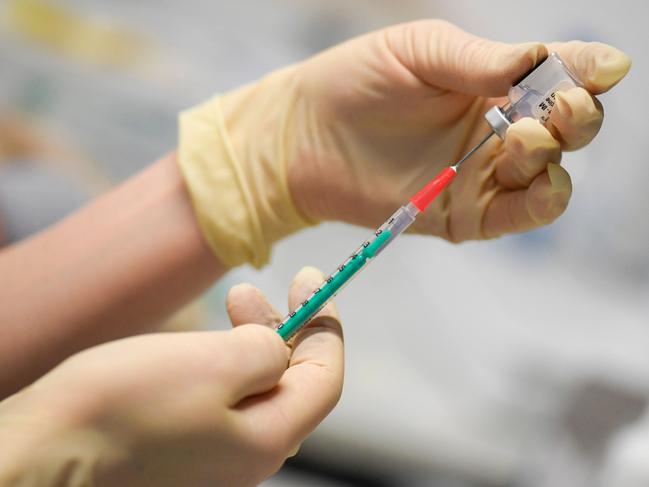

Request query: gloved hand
[
  {"left": 179, "top": 20, "right": 630, "bottom": 267},
  {"left": 0, "top": 267, "right": 342, "bottom": 487}
]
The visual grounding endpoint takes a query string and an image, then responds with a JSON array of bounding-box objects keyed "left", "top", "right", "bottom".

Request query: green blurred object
[
  {"left": 6, "top": 0, "right": 151, "bottom": 69},
  {"left": 16, "top": 75, "right": 53, "bottom": 115}
]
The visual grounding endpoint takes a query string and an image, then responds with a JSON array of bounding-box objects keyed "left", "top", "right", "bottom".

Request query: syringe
[{"left": 276, "top": 52, "right": 581, "bottom": 341}]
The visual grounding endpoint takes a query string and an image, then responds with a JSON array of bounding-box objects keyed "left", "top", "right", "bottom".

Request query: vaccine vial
[{"left": 485, "top": 52, "right": 583, "bottom": 138}]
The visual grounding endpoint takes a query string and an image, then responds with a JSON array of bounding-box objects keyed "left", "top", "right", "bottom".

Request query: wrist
[{"left": 178, "top": 64, "right": 316, "bottom": 269}]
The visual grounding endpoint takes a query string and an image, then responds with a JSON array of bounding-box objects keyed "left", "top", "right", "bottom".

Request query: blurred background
[{"left": 1, "top": 1, "right": 647, "bottom": 485}]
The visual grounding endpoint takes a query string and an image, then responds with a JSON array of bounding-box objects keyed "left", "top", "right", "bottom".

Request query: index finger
[{"left": 546, "top": 41, "right": 631, "bottom": 94}]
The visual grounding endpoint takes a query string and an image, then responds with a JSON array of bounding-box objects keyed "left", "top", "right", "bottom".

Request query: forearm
[{"left": 0, "top": 153, "right": 226, "bottom": 398}]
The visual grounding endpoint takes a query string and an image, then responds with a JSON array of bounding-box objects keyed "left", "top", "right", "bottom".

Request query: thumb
[
  {"left": 385, "top": 19, "right": 547, "bottom": 96},
  {"left": 239, "top": 267, "right": 344, "bottom": 448},
  {"left": 546, "top": 41, "right": 631, "bottom": 94},
  {"left": 224, "top": 325, "right": 289, "bottom": 404}
]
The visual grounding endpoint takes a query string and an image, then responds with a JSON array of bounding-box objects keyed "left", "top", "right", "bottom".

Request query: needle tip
[{"left": 454, "top": 131, "right": 495, "bottom": 170}]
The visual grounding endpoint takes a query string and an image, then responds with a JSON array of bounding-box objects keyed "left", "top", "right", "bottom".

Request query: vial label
[{"left": 535, "top": 91, "right": 556, "bottom": 123}]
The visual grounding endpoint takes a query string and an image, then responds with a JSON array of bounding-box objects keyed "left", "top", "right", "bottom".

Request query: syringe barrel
[
  {"left": 275, "top": 203, "right": 419, "bottom": 341},
  {"left": 485, "top": 52, "right": 582, "bottom": 138}
]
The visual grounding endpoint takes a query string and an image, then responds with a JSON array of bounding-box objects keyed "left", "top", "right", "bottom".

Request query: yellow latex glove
[
  {"left": 179, "top": 20, "right": 630, "bottom": 267},
  {"left": 0, "top": 267, "right": 342, "bottom": 487}
]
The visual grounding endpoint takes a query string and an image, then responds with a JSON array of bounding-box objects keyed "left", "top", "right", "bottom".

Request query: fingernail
[
  {"left": 547, "top": 163, "right": 571, "bottom": 194},
  {"left": 287, "top": 443, "right": 301, "bottom": 458},
  {"left": 515, "top": 42, "right": 546, "bottom": 65},
  {"left": 554, "top": 88, "right": 601, "bottom": 130},
  {"left": 507, "top": 42, "right": 547, "bottom": 81},
  {"left": 589, "top": 44, "right": 632, "bottom": 86},
  {"left": 299, "top": 266, "right": 323, "bottom": 276},
  {"left": 296, "top": 266, "right": 325, "bottom": 284}
]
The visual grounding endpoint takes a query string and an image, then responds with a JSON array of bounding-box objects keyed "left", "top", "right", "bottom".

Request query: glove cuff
[{"left": 178, "top": 66, "right": 316, "bottom": 269}]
